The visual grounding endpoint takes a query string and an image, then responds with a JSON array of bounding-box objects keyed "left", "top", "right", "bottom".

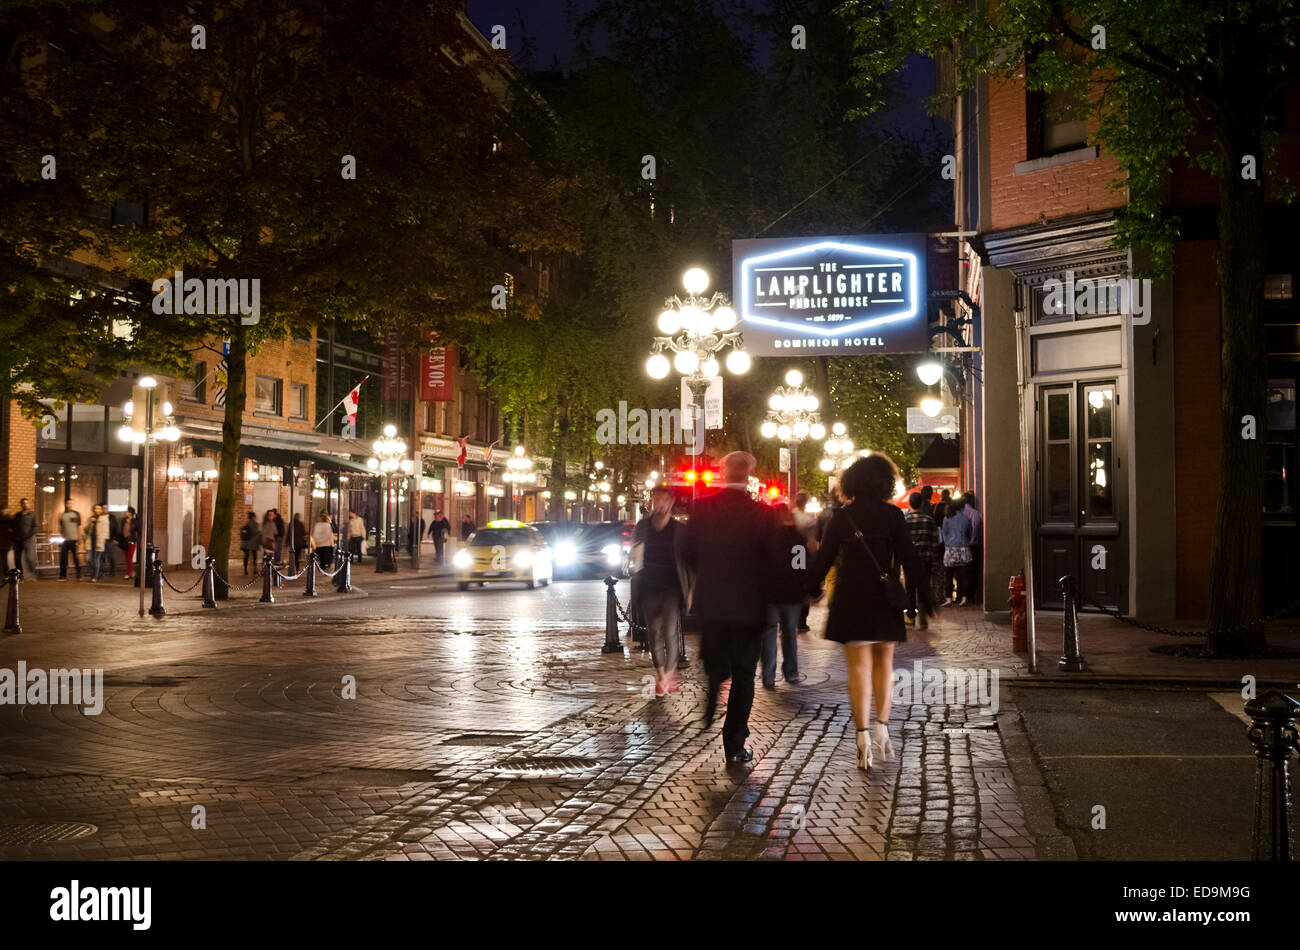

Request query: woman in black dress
[{"left": 809, "top": 453, "right": 929, "bottom": 771}]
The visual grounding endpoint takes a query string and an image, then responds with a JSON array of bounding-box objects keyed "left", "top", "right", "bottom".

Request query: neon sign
[{"left": 732, "top": 233, "right": 928, "bottom": 355}]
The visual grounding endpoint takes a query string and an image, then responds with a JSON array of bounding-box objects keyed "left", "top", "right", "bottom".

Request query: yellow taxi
[{"left": 453, "top": 520, "right": 553, "bottom": 590}]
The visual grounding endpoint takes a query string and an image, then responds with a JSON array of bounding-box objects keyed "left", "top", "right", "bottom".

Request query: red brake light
[
  {"left": 684, "top": 471, "right": 696, "bottom": 482},
  {"left": 702, "top": 471, "right": 713, "bottom": 483},
  {"left": 768, "top": 486, "right": 779, "bottom": 497}
]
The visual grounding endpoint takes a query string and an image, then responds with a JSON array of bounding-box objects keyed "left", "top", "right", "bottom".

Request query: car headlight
[
  {"left": 514, "top": 551, "right": 533, "bottom": 568},
  {"left": 555, "top": 542, "right": 576, "bottom": 566},
  {"left": 453, "top": 550, "right": 472, "bottom": 569},
  {"left": 603, "top": 543, "right": 621, "bottom": 565}
]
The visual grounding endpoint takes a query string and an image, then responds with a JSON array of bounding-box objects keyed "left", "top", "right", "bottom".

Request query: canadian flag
[
  {"left": 342, "top": 378, "right": 365, "bottom": 424},
  {"left": 456, "top": 437, "right": 467, "bottom": 467}
]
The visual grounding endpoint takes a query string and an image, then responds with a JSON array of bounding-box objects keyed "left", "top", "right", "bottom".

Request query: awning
[{"left": 186, "top": 439, "right": 373, "bottom": 474}]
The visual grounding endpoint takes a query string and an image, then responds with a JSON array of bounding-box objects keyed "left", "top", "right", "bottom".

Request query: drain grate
[
  {"left": 0, "top": 821, "right": 98, "bottom": 845},
  {"left": 442, "top": 733, "right": 529, "bottom": 747},
  {"left": 494, "top": 755, "right": 601, "bottom": 778}
]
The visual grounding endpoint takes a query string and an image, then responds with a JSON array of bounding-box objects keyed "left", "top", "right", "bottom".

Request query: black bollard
[
  {"left": 303, "top": 551, "right": 318, "bottom": 597},
  {"left": 3, "top": 569, "right": 22, "bottom": 635},
  {"left": 1246, "top": 690, "right": 1299, "bottom": 861},
  {"left": 259, "top": 553, "right": 275, "bottom": 604},
  {"left": 201, "top": 556, "right": 217, "bottom": 608},
  {"left": 334, "top": 551, "right": 352, "bottom": 593},
  {"left": 601, "top": 575, "right": 623, "bottom": 654},
  {"left": 149, "top": 552, "right": 166, "bottom": 617},
  {"left": 1058, "top": 575, "right": 1085, "bottom": 672},
  {"left": 677, "top": 613, "right": 688, "bottom": 666}
]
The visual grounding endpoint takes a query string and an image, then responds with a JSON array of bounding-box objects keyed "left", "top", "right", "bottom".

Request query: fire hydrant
[{"left": 1008, "top": 573, "right": 1028, "bottom": 652}]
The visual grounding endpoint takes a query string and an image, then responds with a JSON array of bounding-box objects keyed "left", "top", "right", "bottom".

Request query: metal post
[
  {"left": 335, "top": 551, "right": 353, "bottom": 593},
  {"left": 1246, "top": 691, "right": 1298, "bottom": 861},
  {"left": 601, "top": 575, "right": 623, "bottom": 653},
  {"left": 148, "top": 551, "right": 166, "bottom": 617},
  {"left": 138, "top": 398, "right": 153, "bottom": 617},
  {"left": 259, "top": 553, "right": 275, "bottom": 604},
  {"left": 303, "top": 551, "right": 318, "bottom": 597},
  {"left": 677, "top": 611, "right": 688, "bottom": 666},
  {"left": 788, "top": 440, "right": 799, "bottom": 499},
  {"left": 1059, "top": 575, "right": 1086, "bottom": 672},
  {"left": 1012, "top": 283, "right": 1039, "bottom": 672},
  {"left": 3, "top": 569, "right": 22, "bottom": 635},
  {"left": 201, "top": 556, "right": 216, "bottom": 608}
]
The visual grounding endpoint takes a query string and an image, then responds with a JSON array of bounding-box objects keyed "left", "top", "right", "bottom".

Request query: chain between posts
[
  {"left": 609, "top": 585, "right": 648, "bottom": 635},
  {"left": 1082, "top": 594, "right": 1300, "bottom": 639},
  {"left": 159, "top": 569, "right": 204, "bottom": 595}
]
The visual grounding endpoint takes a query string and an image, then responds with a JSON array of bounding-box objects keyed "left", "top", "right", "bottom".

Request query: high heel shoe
[
  {"left": 856, "top": 728, "right": 873, "bottom": 771},
  {"left": 872, "top": 722, "right": 895, "bottom": 762}
]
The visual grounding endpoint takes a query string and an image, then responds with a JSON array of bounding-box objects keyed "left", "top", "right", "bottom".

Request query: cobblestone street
[{"left": 0, "top": 573, "right": 1038, "bottom": 861}]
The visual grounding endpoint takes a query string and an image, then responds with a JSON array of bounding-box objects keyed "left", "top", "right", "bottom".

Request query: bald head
[{"left": 721, "top": 451, "right": 756, "bottom": 485}]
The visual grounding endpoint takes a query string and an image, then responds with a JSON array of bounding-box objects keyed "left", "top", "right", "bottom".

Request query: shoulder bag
[{"left": 843, "top": 510, "right": 910, "bottom": 612}]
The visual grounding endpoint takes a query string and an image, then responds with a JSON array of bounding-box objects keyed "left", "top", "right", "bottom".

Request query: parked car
[
  {"left": 453, "top": 520, "right": 553, "bottom": 590},
  {"left": 527, "top": 521, "right": 587, "bottom": 579}
]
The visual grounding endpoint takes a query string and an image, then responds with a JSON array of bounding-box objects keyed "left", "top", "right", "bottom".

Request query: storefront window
[
  {"left": 36, "top": 403, "right": 66, "bottom": 449},
  {"left": 1044, "top": 390, "right": 1072, "bottom": 521},
  {"left": 69, "top": 404, "right": 107, "bottom": 452},
  {"left": 1264, "top": 378, "right": 1296, "bottom": 516},
  {"left": 1085, "top": 387, "right": 1115, "bottom": 520}
]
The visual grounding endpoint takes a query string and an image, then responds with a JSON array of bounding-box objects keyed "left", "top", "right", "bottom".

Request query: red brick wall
[
  {"left": 988, "top": 74, "right": 1126, "bottom": 231},
  {"left": 1, "top": 402, "right": 37, "bottom": 510},
  {"left": 1172, "top": 240, "right": 1221, "bottom": 618}
]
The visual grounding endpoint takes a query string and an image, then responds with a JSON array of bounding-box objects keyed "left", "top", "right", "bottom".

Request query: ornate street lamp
[
  {"left": 118, "top": 376, "right": 180, "bottom": 615},
  {"left": 645, "top": 267, "right": 750, "bottom": 459},
  {"left": 367, "top": 423, "right": 413, "bottom": 572},
  {"left": 759, "top": 368, "right": 825, "bottom": 499},
  {"left": 502, "top": 445, "right": 536, "bottom": 520},
  {"left": 820, "top": 422, "right": 859, "bottom": 473}
]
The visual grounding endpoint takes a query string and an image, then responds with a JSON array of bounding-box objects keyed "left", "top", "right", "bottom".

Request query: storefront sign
[
  {"left": 906, "top": 408, "right": 959, "bottom": 434},
  {"left": 420, "top": 333, "right": 455, "bottom": 402},
  {"left": 732, "top": 234, "right": 928, "bottom": 355}
]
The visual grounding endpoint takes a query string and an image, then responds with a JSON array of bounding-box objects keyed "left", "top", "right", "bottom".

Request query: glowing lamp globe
[
  {"left": 646, "top": 353, "right": 670, "bottom": 379},
  {"left": 657, "top": 309, "right": 681, "bottom": 335},
  {"left": 917, "top": 360, "right": 944, "bottom": 387},
  {"left": 682, "top": 267, "right": 709, "bottom": 295},
  {"left": 784, "top": 369, "right": 804, "bottom": 387},
  {"left": 725, "top": 348, "right": 751, "bottom": 375}
]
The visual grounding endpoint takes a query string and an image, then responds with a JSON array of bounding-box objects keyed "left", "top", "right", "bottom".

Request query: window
[
  {"left": 1264, "top": 378, "right": 1297, "bottom": 516},
  {"left": 289, "top": 382, "right": 308, "bottom": 421},
  {"left": 1027, "top": 45, "right": 1088, "bottom": 158},
  {"left": 183, "top": 361, "right": 207, "bottom": 403},
  {"left": 255, "top": 376, "right": 282, "bottom": 415}
]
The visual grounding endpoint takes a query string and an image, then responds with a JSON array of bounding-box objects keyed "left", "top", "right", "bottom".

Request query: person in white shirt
[{"left": 312, "top": 510, "right": 337, "bottom": 569}]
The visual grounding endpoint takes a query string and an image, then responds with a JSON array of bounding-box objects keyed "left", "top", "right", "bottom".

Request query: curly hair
[{"left": 839, "top": 453, "right": 899, "bottom": 503}]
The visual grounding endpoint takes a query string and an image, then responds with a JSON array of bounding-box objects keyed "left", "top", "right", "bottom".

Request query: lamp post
[
  {"left": 502, "top": 445, "right": 536, "bottom": 520},
  {"left": 367, "top": 424, "right": 413, "bottom": 573},
  {"left": 117, "top": 376, "right": 180, "bottom": 616},
  {"left": 760, "top": 368, "right": 825, "bottom": 499},
  {"left": 819, "top": 422, "right": 859, "bottom": 474},
  {"left": 645, "top": 267, "right": 750, "bottom": 466}
]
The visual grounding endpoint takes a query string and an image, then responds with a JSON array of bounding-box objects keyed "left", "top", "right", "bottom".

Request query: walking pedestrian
[
  {"left": 792, "top": 492, "right": 817, "bottom": 633},
  {"left": 964, "top": 493, "right": 983, "bottom": 603},
  {"left": 761, "top": 503, "right": 809, "bottom": 688},
  {"left": 0, "top": 505, "right": 13, "bottom": 584},
  {"left": 240, "top": 511, "right": 260, "bottom": 575},
  {"left": 311, "top": 509, "right": 336, "bottom": 570},
  {"left": 271, "top": 509, "right": 286, "bottom": 563},
  {"left": 102, "top": 508, "right": 120, "bottom": 577},
  {"left": 429, "top": 509, "right": 451, "bottom": 565},
  {"left": 939, "top": 497, "right": 974, "bottom": 606},
  {"left": 679, "top": 451, "right": 774, "bottom": 766},
  {"left": 13, "top": 498, "right": 39, "bottom": 579},
  {"left": 121, "top": 507, "right": 139, "bottom": 581},
  {"left": 260, "top": 509, "right": 278, "bottom": 565},
  {"left": 85, "top": 504, "right": 110, "bottom": 581},
  {"left": 58, "top": 502, "right": 82, "bottom": 580},
  {"left": 346, "top": 510, "right": 365, "bottom": 562},
  {"left": 904, "top": 493, "right": 939, "bottom": 630},
  {"left": 460, "top": 513, "right": 476, "bottom": 542},
  {"left": 631, "top": 485, "right": 692, "bottom": 697},
  {"left": 808, "top": 453, "right": 929, "bottom": 771},
  {"left": 290, "top": 513, "right": 308, "bottom": 572}
]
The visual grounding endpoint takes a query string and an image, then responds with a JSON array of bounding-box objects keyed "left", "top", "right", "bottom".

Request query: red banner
[{"left": 420, "top": 333, "right": 454, "bottom": 402}]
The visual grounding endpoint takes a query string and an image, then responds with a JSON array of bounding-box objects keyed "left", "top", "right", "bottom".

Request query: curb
[{"left": 996, "top": 686, "right": 1078, "bottom": 861}]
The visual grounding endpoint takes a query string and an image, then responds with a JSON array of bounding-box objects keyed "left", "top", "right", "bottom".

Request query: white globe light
[
  {"left": 515, "top": 445, "right": 525, "bottom": 456},
  {"left": 646, "top": 353, "right": 670, "bottom": 379},
  {"left": 768, "top": 393, "right": 783, "bottom": 411},
  {"left": 725, "top": 348, "right": 750, "bottom": 374},
  {"left": 777, "top": 424, "right": 792, "bottom": 441},
  {"left": 117, "top": 425, "right": 134, "bottom": 442},
  {"left": 843, "top": 439, "right": 854, "bottom": 453},
  {"left": 712, "top": 306, "right": 736, "bottom": 331},
  {"left": 383, "top": 424, "right": 397, "bottom": 438},
  {"left": 793, "top": 420, "right": 810, "bottom": 439},
  {"left": 683, "top": 267, "right": 709, "bottom": 295},
  {"left": 825, "top": 439, "right": 839, "bottom": 455},
  {"left": 696, "top": 310, "right": 715, "bottom": 336},
  {"left": 917, "top": 360, "right": 944, "bottom": 386},
  {"left": 760, "top": 421, "right": 778, "bottom": 439},
  {"left": 161, "top": 401, "right": 174, "bottom": 417},
  {"left": 658, "top": 309, "right": 681, "bottom": 335},
  {"left": 784, "top": 369, "right": 804, "bottom": 387},
  {"left": 809, "top": 423, "right": 825, "bottom": 440},
  {"left": 804, "top": 395, "right": 819, "bottom": 411},
  {"left": 674, "top": 349, "right": 699, "bottom": 375},
  {"left": 645, "top": 478, "right": 656, "bottom": 489},
  {"left": 678, "top": 305, "right": 699, "bottom": 332},
  {"left": 820, "top": 458, "right": 834, "bottom": 472},
  {"left": 367, "top": 457, "right": 379, "bottom": 470},
  {"left": 138, "top": 376, "right": 157, "bottom": 389},
  {"left": 701, "top": 357, "right": 719, "bottom": 379},
  {"left": 921, "top": 396, "right": 943, "bottom": 417},
  {"left": 832, "top": 421, "right": 847, "bottom": 436}
]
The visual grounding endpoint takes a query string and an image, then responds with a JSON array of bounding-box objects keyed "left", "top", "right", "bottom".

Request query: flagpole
[{"left": 315, "top": 375, "right": 369, "bottom": 430}]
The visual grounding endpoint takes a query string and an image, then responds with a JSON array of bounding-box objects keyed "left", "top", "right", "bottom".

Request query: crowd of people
[{"left": 0, "top": 498, "right": 142, "bottom": 584}]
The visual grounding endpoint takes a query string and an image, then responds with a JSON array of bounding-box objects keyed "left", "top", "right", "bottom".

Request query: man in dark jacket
[
  {"left": 429, "top": 510, "right": 452, "bottom": 565},
  {"left": 14, "top": 498, "right": 38, "bottom": 580},
  {"left": 679, "top": 451, "right": 774, "bottom": 766}
]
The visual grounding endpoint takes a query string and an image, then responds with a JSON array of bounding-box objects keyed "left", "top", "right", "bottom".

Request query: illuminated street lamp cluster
[
  {"left": 502, "top": 445, "right": 536, "bottom": 485},
  {"left": 820, "top": 422, "right": 863, "bottom": 472},
  {"left": 367, "top": 424, "right": 414, "bottom": 573},
  {"left": 760, "top": 369, "right": 825, "bottom": 497}
]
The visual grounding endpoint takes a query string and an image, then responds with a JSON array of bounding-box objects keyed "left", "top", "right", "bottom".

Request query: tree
[
  {"left": 4, "top": 0, "right": 574, "bottom": 591},
  {"left": 843, "top": 0, "right": 1299, "bottom": 653}
]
